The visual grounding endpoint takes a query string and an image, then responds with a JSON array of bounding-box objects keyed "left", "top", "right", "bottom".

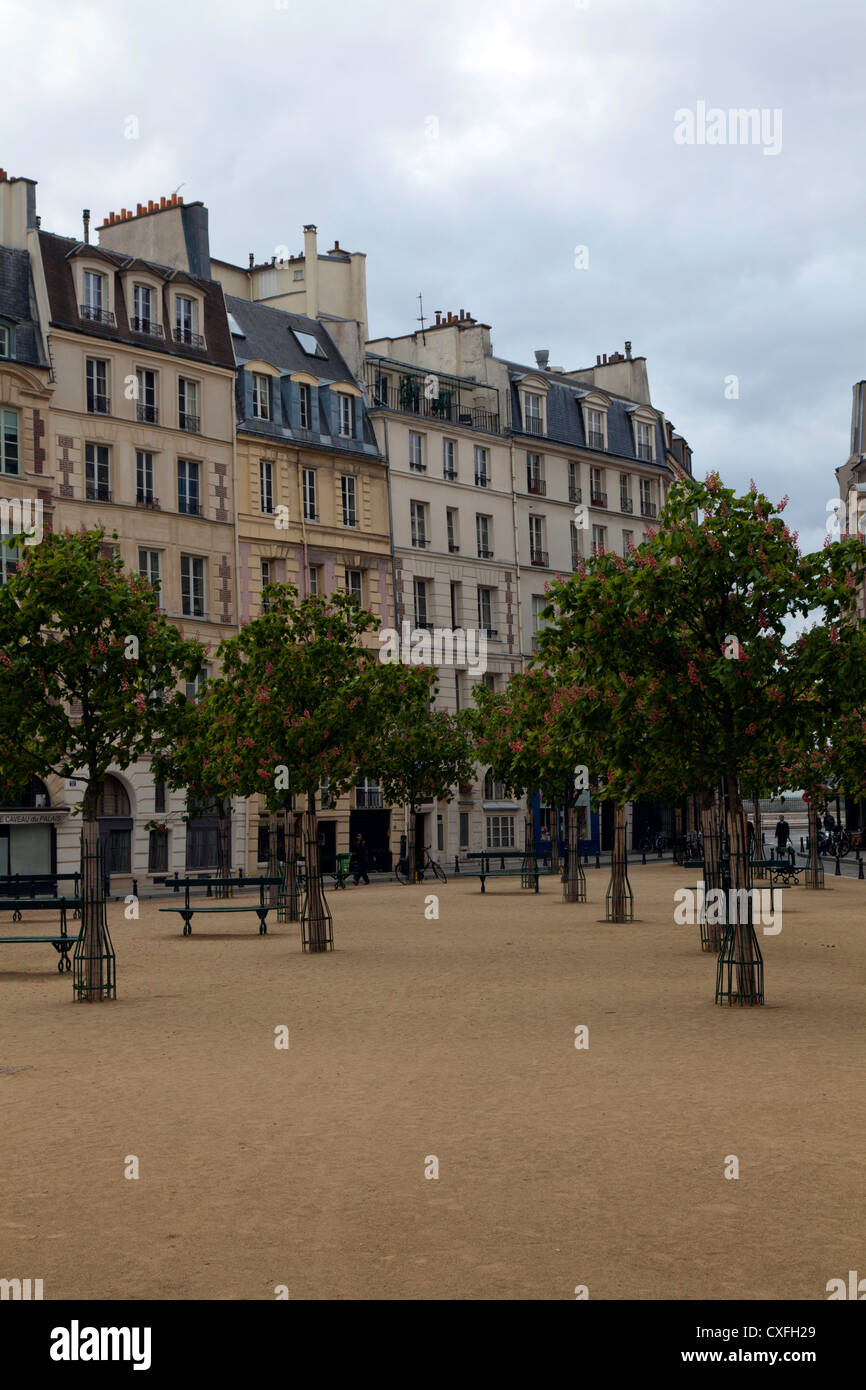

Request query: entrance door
[{"left": 318, "top": 820, "right": 337, "bottom": 874}]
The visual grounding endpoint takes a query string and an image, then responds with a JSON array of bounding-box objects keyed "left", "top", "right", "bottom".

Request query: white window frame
[
  {"left": 252, "top": 373, "right": 270, "bottom": 421},
  {"left": 260, "top": 459, "right": 274, "bottom": 514},
  {"left": 302, "top": 467, "right": 317, "bottom": 520},
  {"left": 85, "top": 442, "right": 110, "bottom": 499},
  {"left": 180, "top": 554, "right": 206, "bottom": 617},
  {"left": 409, "top": 431, "right": 424, "bottom": 471},
  {"left": 177, "top": 457, "right": 201, "bottom": 516},
  {"left": 410, "top": 500, "right": 428, "bottom": 548},
  {"left": 298, "top": 383, "right": 311, "bottom": 430},
  {"left": 0, "top": 408, "right": 20, "bottom": 476},
  {"left": 338, "top": 393, "right": 353, "bottom": 438},
  {"left": 473, "top": 446, "right": 489, "bottom": 487},
  {"left": 341, "top": 474, "right": 358, "bottom": 527},
  {"left": 139, "top": 548, "right": 161, "bottom": 591}
]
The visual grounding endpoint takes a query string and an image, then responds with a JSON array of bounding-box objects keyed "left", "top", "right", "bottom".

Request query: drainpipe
[
  {"left": 509, "top": 437, "right": 523, "bottom": 658},
  {"left": 229, "top": 374, "right": 244, "bottom": 872},
  {"left": 381, "top": 416, "right": 399, "bottom": 627},
  {"left": 298, "top": 453, "right": 310, "bottom": 591}
]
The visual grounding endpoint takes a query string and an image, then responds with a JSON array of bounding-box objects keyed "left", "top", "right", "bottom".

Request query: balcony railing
[
  {"left": 173, "top": 327, "right": 206, "bottom": 349},
  {"left": 86, "top": 484, "right": 112, "bottom": 502},
  {"left": 365, "top": 378, "right": 500, "bottom": 433},
  {"left": 136, "top": 492, "right": 159, "bottom": 508},
  {"left": 80, "top": 304, "right": 115, "bottom": 326},
  {"left": 179, "top": 413, "right": 201, "bottom": 433},
  {"left": 571, "top": 547, "right": 581, "bottom": 569},
  {"left": 482, "top": 626, "right": 498, "bottom": 638},
  {"left": 474, "top": 473, "right": 489, "bottom": 488},
  {"left": 178, "top": 498, "right": 202, "bottom": 517},
  {"left": 530, "top": 549, "right": 549, "bottom": 567},
  {"left": 524, "top": 416, "right": 543, "bottom": 437},
  {"left": 409, "top": 460, "right": 426, "bottom": 472},
  {"left": 527, "top": 478, "right": 546, "bottom": 496},
  {"left": 87, "top": 393, "right": 110, "bottom": 415},
  {"left": 130, "top": 317, "right": 164, "bottom": 338},
  {"left": 590, "top": 491, "right": 607, "bottom": 508},
  {"left": 411, "top": 536, "right": 430, "bottom": 549},
  {"left": 637, "top": 443, "right": 654, "bottom": 462},
  {"left": 414, "top": 617, "right": 433, "bottom": 630},
  {"left": 137, "top": 403, "right": 159, "bottom": 424},
  {"left": 588, "top": 430, "right": 605, "bottom": 449},
  {"left": 355, "top": 787, "right": 382, "bottom": 809},
  {"left": 443, "top": 467, "right": 458, "bottom": 481},
  {"left": 641, "top": 499, "right": 657, "bottom": 518},
  {"left": 620, "top": 496, "right": 633, "bottom": 513},
  {"left": 569, "top": 484, "right": 582, "bottom": 503},
  {"left": 477, "top": 547, "right": 494, "bottom": 560},
  {"left": 448, "top": 542, "right": 460, "bottom": 553}
]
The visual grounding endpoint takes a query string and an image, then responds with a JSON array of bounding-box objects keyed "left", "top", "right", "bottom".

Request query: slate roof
[
  {"left": 503, "top": 359, "right": 668, "bottom": 466},
  {"left": 38, "top": 231, "right": 235, "bottom": 370},
  {"left": 225, "top": 296, "right": 356, "bottom": 383},
  {"left": 0, "top": 247, "right": 48, "bottom": 368}
]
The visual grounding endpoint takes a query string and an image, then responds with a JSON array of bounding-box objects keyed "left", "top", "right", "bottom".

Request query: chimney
[
  {"left": 82, "top": 209, "right": 90, "bottom": 244},
  {"left": 435, "top": 311, "right": 441, "bottom": 325},
  {"left": 0, "top": 169, "right": 6, "bottom": 181},
  {"left": 249, "top": 253, "right": 255, "bottom": 269},
  {"left": 459, "top": 309, "right": 465, "bottom": 320},
  {"left": 602, "top": 353, "right": 608, "bottom": 364},
  {"left": 596, "top": 355, "right": 601, "bottom": 366},
  {"left": 303, "top": 224, "right": 319, "bottom": 317},
  {"left": 535, "top": 349, "right": 550, "bottom": 370},
  {"left": 625, "top": 340, "right": 632, "bottom": 359}
]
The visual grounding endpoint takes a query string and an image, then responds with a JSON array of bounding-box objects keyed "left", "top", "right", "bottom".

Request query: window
[
  {"left": 293, "top": 269, "right": 304, "bottom": 282},
  {"left": 320, "top": 778, "right": 335, "bottom": 809},
  {"left": 82, "top": 270, "right": 107, "bottom": 320},
  {"left": 474, "top": 446, "right": 489, "bottom": 487},
  {"left": 346, "top": 569, "right": 363, "bottom": 603},
  {"left": 487, "top": 815, "right": 515, "bottom": 848},
  {"left": 437, "top": 815, "right": 444, "bottom": 852},
  {"left": 484, "top": 770, "right": 505, "bottom": 804},
  {"left": 261, "top": 559, "right": 271, "bottom": 611},
  {"left": 134, "top": 368, "right": 158, "bottom": 424},
  {"left": 185, "top": 665, "right": 209, "bottom": 701},
  {"left": 356, "top": 778, "right": 382, "bottom": 809},
  {"left": 443, "top": 438, "right": 457, "bottom": 479},
  {"left": 148, "top": 829, "right": 168, "bottom": 874},
  {"left": 302, "top": 468, "right": 317, "bottom": 520},
  {"left": 477, "top": 586, "right": 494, "bottom": 633},
  {"left": 292, "top": 330, "right": 325, "bottom": 357},
  {"left": 526, "top": 453, "right": 545, "bottom": 494},
  {"left": 568, "top": 460, "right": 581, "bottom": 503},
  {"left": 177, "top": 458, "right": 201, "bottom": 516},
  {"left": 450, "top": 581, "right": 460, "bottom": 628},
  {"left": 298, "top": 383, "right": 311, "bottom": 430},
  {"left": 308, "top": 565, "right": 320, "bottom": 596},
  {"left": 0, "top": 324, "right": 10, "bottom": 358},
  {"left": 409, "top": 431, "right": 425, "bottom": 471},
  {"left": 636, "top": 420, "right": 654, "bottom": 461},
  {"left": 531, "top": 594, "right": 547, "bottom": 649},
  {"left": 620, "top": 473, "right": 633, "bottom": 513},
  {"left": 570, "top": 521, "right": 581, "bottom": 569},
  {"left": 523, "top": 392, "right": 543, "bottom": 436},
  {"left": 410, "top": 500, "right": 428, "bottom": 548},
  {"left": 178, "top": 378, "right": 199, "bottom": 432},
  {"left": 154, "top": 780, "right": 166, "bottom": 814},
  {"left": 252, "top": 373, "right": 270, "bottom": 421},
  {"left": 622, "top": 530, "right": 634, "bottom": 557},
  {"left": 85, "top": 443, "right": 111, "bottom": 501},
  {"left": 529, "top": 515, "right": 547, "bottom": 566},
  {"left": 175, "top": 295, "right": 200, "bottom": 346},
  {"left": 180, "top": 555, "right": 205, "bottom": 617},
  {"left": 132, "top": 284, "right": 156, "bottom": 334},
  {"left": 86, "top": 358, "right": 109, "bottom": 414},
  {"left": 590, "top": 466, "right": 606, "bottom": 507},
  {"left": 139, "top": 549, "right": 161, "bottom": 591},
  {"left": 260, "top": 460, "right": 274, "bottom": 514},
  {"left": 338, "top": 393, "right": 354, "bottom": 438},
  {"left": 586, "top": 408, "right": 605, "bottom": 450},
  {"left": 446, "top": 508, "right": 459, "bottom": 553},
  {"left": 483, "top": 672, "right": 496, "bottom": 692},
  {"left": 459, "top": 812, "right": 470, "bottom": 849},
  {"left": 591, "top": 524, "right": 607, "bottom": 554},
  {"left": 341, "top": 474, "right": 358, "bottom": 527},
  {"left": 0, "top": 531, "right": 20, "bottom": 584},
  {"left": 640, "top": 477, "right": 656, "bottom": 518},
  {"left": 136, "top": 451, "right": 156, "bottom": 504},
  {"left": 0, "top": 409, "right": 19, "bottom": 476},
  {"left": 476, "top": 514, "right": 493, "bottom": 559},
  {"left": 413, "top": 577, "right": 428, "bottom": 628}
]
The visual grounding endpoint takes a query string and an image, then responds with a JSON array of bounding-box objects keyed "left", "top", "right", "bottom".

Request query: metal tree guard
[
  {"left": 73, "top": 832, "right": 116, "bottom": 1002},
  {"left": 521, "top": 813, "right": 537, "bottom": 889},
  {"left": 300, "top": 808, "right": 333, "bottom": 953},
  {"left": 715, "top": 817, "right": 763, "bottom": 1006},
  {"left": 604, "top": 806, "right": 634, "bottom": 921},
  {"left": 563, "top": 804, "right": 587, "bottom": 903}
]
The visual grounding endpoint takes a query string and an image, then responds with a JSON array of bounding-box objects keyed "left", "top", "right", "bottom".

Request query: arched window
[
  {"left": 483, "top": 768, "right": 505, "bottom": 801},
  {"left": 0, "top": 775, "right": 50, "bottom": 809},
  {"left": 98, "top": 776, "right": 131, "bottom": 817}
]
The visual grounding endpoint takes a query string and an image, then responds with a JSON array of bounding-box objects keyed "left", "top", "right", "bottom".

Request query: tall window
[
  {"left": 640, "top": 477, "right": 656, "bottom": 517},
  {"left": 410, "top": 500, "right": 428, "bottom": 548},
  {"left": 86, "top": 358, "right": 109, "bottom": 414},
  {"left": 476, "top": 514, "right": 492, "bottom": 558},
  {"left": 341, "top": 475, "right": 358, "bottom": 527},
  {"left": 446, "top": 508, "right": 458, "bottom": 553},
  {"left": 175, "top": 295, "right": 199, "bottom": 345},
  {"left": 0, "top": 409, "right": 19, "bottom": 475},
  {"left": 443, "top": 438, "right": 457, "bottom": 479},
  {"left": 526, "top": 453, "right": 545, "bottom": 493},
  {"left": 139, "top": 548, "right": 161, "bottom": 591},
  {"left": 477, "top": 585, "right": 493, "bottom": 633},
  {"left": 259, "top": 460, "right": 274, "bottom": 514},
  {"left": 0, "top": 324, "right": 9, "bottom": 358},
  {"left": 568, "top": 460, "right": 581, "bottom": 503},
  {"left": 450, "top": 581, "right": 460, "bottom": 628},
  {"left": 622, "top": 530, "right": 634, "bottom": 558},
  {"left": 178, "top": 378, "right": 199, "bottom": 432},
  {"left": 636, "top": 420, "right": 653, "bottom": 461},
  {"left": 474, "top": 446, "right": 489, "bottom": 486},
  {"left": 298, "top": 383, "right": 311, "bottom": 430},
  {"left": 135, "top": 368, "right": 157, "bottom": 424},
  {"left": 487, "top": 815, "right": 515, "bottom": 848},
  {"left": 0, "top": 532, "right": 20, "bottom": 583},
  {"left": 308, "top": 565, "right": 320, "bottom": 596},
  {"left": 132, "top": 284, "right": 155, "bottom": 332},
  {"left": 82, "top": 270, "right": 106, "bottom": 319},
  {"left": 523, "top": 392, "right": 542, "bottom": 435},
  {"left": 529, "top": 515, "right": 546, "bottom": 564},
  {"left": 590, "top": 466, "right": 605, "bottom": 506},
  {"left": 346, "top": 569, "right": 363, "bottom": 603},
  {"left": 185, "top": 665, "right": 209, "bottom": 702},
  {"left": 620, "top": 473, "right": 632, "bottom": 512},
  {"left": 531, "top": 594, "right": 547, "bottom": 649},
  {"left": 136, "top": 450, "right": 155, "bottom": 503},
  {"left": 459, "top": 812, "right": 470, "bottom": 849},
  {"left": 570, "top": 520, "right": 581, "bottom": 569},
  {"left": 154, "top": 780, "right": 167, "bottom": 814},
  {"left": 260, "top": 559, "right": 271, "bottom": 611},
  {"left": 252, "top": 373, "right": 270, "bottom": 421},
  {"left": 413, "top": 577, "right": 428, "bottom": 627},
  {"left": 302, "top": 468, "right": 317, "bottom": 520},
  {"left": 85, "top": 443, "right": 111, "bottom": 501},
  {"left": 586, "top": 408, "right": 605, "bottom": 449},
  {"left": 409, "top": 431, "right": 424, "bottom": 471},
  {"left": 591, "top": 524, "right": 607, "bottom": 554},
  {"left": 338, "top": 393, "right": 354, "bottom": 438},
  {"left": 177, "top": 458, "right": 201, "bottom": 516},
  {"left": 180, "top": 555, "right": 205, "bottom": 617}
]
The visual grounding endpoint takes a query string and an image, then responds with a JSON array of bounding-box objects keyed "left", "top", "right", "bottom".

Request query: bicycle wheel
[
  {"left": 838, "top": 830, "right": 851, "bottom": 857},
  {"left": 430, "top": 859, "right": 447, "bottom": 883},
  {"left": 395, "top": 858, "right": 411, "bottom": 885}
]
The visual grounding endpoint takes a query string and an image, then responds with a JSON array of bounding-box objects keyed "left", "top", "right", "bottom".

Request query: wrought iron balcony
[
  {"left": 482, "top": 627, "right": 498, "bottom": 638},
  {"left": 527, "top": 478, "right": 546, "bottom": 496},
  {"left": 637, "top": 443, "right": 654, "bottom": 462},
  {"left": 179, "top": 413, "right": 200, "bottom": 433},
  {"left": 86, "top": 393, "right": 110, "bottom": 415},
  {"left": 86, "top": 483, "right": 112, "bottom": 502},
  {"left": 178, "top": 498, "right": 202, "bottom": 517},
  {"left": 620, "top": 496, "right": 633, "bottom": 513},
  {"left": 411, "top": 537, "right": 431, "bottom": 549},
  {"left": 448, "top": 542, "right": 460, "bottom": 553},
  {"left": 588, "top": 430, "right": 605, "bottom": 449},
  {"left": 80, "top": 304, "right": 115, "bottom": 326},
  {"left": 641, "top": 499, "right": 657, "bottom": 518},
  {"left": 136, "top": 492, "right": 160, "bottom": 508},
  {"left": 443, "top": 467, "right": 458, "bottom": 481},
  {"left": 136, "top": 402, "right": 159, "bottom": 424},
  {"left": 477, "top": 547, "right": 494, "bottom": 560},
  {"left": 474, "top": 473, "right": 489, "bottom": 488},
  {"left": 173, "top": 327, "right": 206, "bottom": 349},
  {"left": 409, "top": 460, "right": 427, "bottom": 472},
  {"left": 590, "top": 491, "right": 607, "bottom": 508},
  {"left": 524, "top": 417, "right": 543, "bottom": 437},
  {"left": 569, "top": 484, "right": 582, "bottom": 503},
  {"left": 530, "top": 549, "right": 549, "bottom": 567},
  {"left": 365, "top": 376, "right": 500, "bottom": 433},
  {"left": 130, "top": 316, "right": 164, "bottom": 338}
]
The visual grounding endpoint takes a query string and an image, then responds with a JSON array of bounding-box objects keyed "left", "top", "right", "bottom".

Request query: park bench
[
  {"left": 159, "top": 874, "right": 283, "bottom": 936},
  {"left": 465, "top": 851, "right": 552, "bottom": 893},
  {"left": 0, "top": 897, "right": 82, "bottom": 972},
  {"left": 0, "top": 873, "right": 83, "bottom": 919}
]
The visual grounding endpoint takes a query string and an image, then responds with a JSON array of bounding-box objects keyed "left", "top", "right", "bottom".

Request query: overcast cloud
[{"left": 3, "top": 0, "right": 864, "bottom": 551}]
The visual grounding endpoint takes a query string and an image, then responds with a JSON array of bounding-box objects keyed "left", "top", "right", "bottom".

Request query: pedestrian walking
[{"left": 350, "top": 833, "right": 370, "bottom": 886}]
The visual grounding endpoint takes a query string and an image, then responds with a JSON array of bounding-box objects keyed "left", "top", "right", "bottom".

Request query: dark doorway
[
  {"left": 349, "top": 809, "right": 391, "bottom": 872},
  {"left": 601, "top": 800, "right": 614, "bottom": 852},
  {"left": 317, "top": 820, "right": 337, "bottom": 874},
  {"left": 98, "top": 775, "right": 132, "bottom": 875}
]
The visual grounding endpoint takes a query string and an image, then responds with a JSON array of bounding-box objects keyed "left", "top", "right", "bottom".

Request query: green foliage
[{"left": 376, "top": 663, "right": 475, "bottom": 812}]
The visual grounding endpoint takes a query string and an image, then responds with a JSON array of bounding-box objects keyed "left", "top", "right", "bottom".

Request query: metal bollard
[
  {"left": 642, "top": 849, "right": 647, "bottom": 865},
  {"left": 595, "top": 853, "right": 600, "bottom": 869},
  {"left": 859, "top": 857, "right": 864, "bottom": 880},
  {"left": 835, "top": 855, "right": 841, "bottom": 877},
  {"left": 800, "top": 836, "right": 805, "bottom": 852}
]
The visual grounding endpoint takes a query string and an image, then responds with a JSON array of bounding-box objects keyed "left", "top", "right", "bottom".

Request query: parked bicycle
[
  {"left": 638, "top": 831, "right": 670, "bottom": 855},
  {"left": 806, "top": 828, "right": 852, "bottom": 858},
  {"left": 395, "top": 845, "right": 447, "bottom": 884}
]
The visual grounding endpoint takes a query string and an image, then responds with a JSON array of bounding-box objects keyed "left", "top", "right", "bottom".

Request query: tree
[{"left": 0, "top": 528, "right": 204, "bottom": 999}]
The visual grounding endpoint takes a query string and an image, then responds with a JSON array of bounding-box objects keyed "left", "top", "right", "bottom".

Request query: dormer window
[
  {"left": 586, "top": 407, "right": 606, "bottom": 450},
  {"left": 252, "top": 372, "right": 270, "bottom": 421},
  {"left": 82, "top": 269, "right": 113, "bottom": 325},
  {"left": 0, "top": 323, "right": 11, "bottom": 358},
  {"left": 298, "top": 383, "right": 311, "bottom": 429},
  {"left": 174, "top": 295, "right": 203, "bottom": 348},
  {"left": 132, "top": 283, "right": 162, "bottom": 337},
  {"left": 523, "top": 391, "right": 543, "bottom": 436},
  {"left": 635, "top": 420, "right": 654, "bottom": 462},
  {"left": 338, "top": 393, "right": 354, "bottom": 438}
]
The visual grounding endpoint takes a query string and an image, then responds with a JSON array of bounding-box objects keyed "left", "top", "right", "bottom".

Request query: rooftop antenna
[
  {"left": 172, "top": 182, "right": 186, "bottom": 197},
  {"left": 416, "top": 291, "right": 427, "bottom": 344}
]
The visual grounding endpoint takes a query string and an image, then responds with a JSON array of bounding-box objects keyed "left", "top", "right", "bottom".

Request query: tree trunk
[
  {"left": 522, "top": 811, "right": 538, "bottom": 889},
  {"left": 215, "top": 799, "right": 231, "bottom": 898},
  {"left": 805, "top": 801, "right": 823, "bottom": 889},
  {"left": 301, "top": 791, "right": 332, "bottom": 952},
  {"left": 550, "top": 808, "right": 560, "bottom": 875},
  {"left": 715, "top": 775, "right": 763, "bottom": 1006},
  {"left": 408, "top": 807, "right": 421, "bottom": 883},
  {"left": 563, "top": 800, "right": 586, "bottom": 903},
  {"left": 752, "top": 790, "right": 764, "bottom": 878},
  {"left": 699, "top": 787, "right": 724, "bottom": 952},
  {"left": 73, "top": 783, "right": 116, "bottom": 1002},
  {"left": 282, "top": 807, "right": 302, "bottom": 922},
  {"left": 674, "top": 802, "right": 684, "bottom": 865},
  {"left": 267, "top": 809, "right": 279, "bottom": 906},
  {"left": 604, "top": 804, "right": 632, "bottom": 921}
]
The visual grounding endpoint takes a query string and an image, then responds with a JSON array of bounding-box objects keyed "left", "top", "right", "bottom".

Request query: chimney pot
[
  {"left": 160, "top": 196, "right": 166, "bottom": 209},
  {"left": 603, "top": 353, "right": 607, "bottom": 364},
  {"left": 177, "top": 195, "right": 183, "bottom": 205},
  {"left": 334, "top": 239, "right": 340, "bottom": 250},
  {"left": 82, "top": 209, "right": 91, "bottom": 244},
  {"left": 249, "top": 253, "right": 255, "bottom": 268},
  {"left": 435, "top": 312, "right": 441, "bottom": 325},
  {"left": 0, "top": 169, "right": 7, "bottom": 181},
  {"left": 625, "top": 340, "right": 632, "bottom": 358}
]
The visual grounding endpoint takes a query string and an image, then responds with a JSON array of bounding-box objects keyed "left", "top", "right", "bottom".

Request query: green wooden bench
[
  {"left": 465, "top": 851, "right": 552, "bottom": 893},
  {"left": 0, "top": 897, "right": 82, "bottom": 973},
  {"left": 159, "top": 874, "right": 283, "bottom": 935}
]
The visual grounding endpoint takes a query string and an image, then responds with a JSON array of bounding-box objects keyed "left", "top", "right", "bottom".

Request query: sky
[{"left": 3, "top": 0, "right": 864, "bottom": 552}]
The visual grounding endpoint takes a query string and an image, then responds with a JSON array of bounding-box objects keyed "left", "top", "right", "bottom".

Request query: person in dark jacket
[
  {"left": 351, "top": 833, "right": 370, "bottom": 886},
  {"left": 775, "top": 815, "right": 790, "bottom": 851}
]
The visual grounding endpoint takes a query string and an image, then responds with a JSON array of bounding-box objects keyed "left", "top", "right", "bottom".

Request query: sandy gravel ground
[{"left": 1, "top": 864, "right": 863, "bottom": 1301}]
